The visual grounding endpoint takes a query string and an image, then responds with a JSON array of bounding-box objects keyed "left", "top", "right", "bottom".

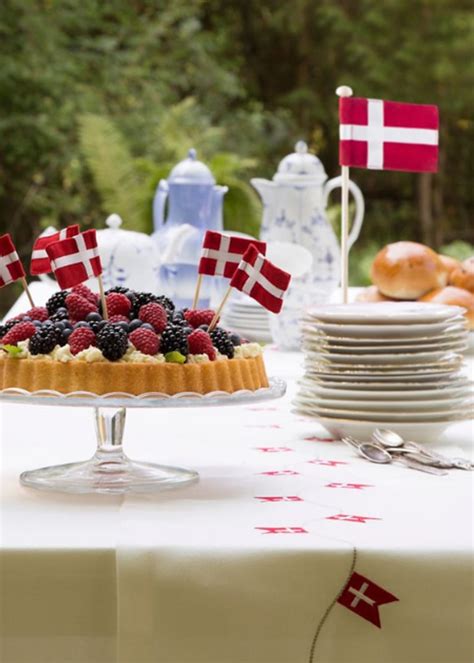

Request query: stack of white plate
[
  {"left": 294, "top": 302, "right": 473, "bottom": 443},
  {"left": 221, "top": 295, "right": 272, "bottom": 343}
]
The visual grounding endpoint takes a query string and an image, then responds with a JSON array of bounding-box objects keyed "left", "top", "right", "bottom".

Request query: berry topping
[
  {"left": 0, "top": 318, "right": 22, "bottom": 340},
  {"left": 210, "top": 327, "right": 235, "bottom": 358},
  {"left": 128, "top": 319, "right": 143, "bottom": 332},
  {"left": 69, "top": 327, "right": 96, "bottom": 355},
  {"left": 109, "top": 314, "right": 129, "bottom": 324},
  {"left": 25, "top": 307, "right": 49, "bottom": 322},
  {"left": 50, "top": 307, "right": 69, "bottom": 322},
  {"left": 105, "top": 286, "right": 130, "bottom": 296},
  {"left": 129, "top": 328, "right": 160, "bottom": 355},
  {"left": 65, "top": 293, "right": 98, "bottom": 321},
  {"left": 160, "top": 323, "right": 189, "bottom": 356},
  {"left": 229, "top": 332, "right": 242, "bottom": 346},
  {"left": 187, "top": 329, "right": 216, "bottom": 360},
  {"left": 184, "top": 309, "right": 217, "bottom": 329},
  {"left": 1, "top": 321, "right": 37, "bottom": 346},
  {"left": 139, "top": 302, "right": 167, "bottom": 333},
  {"left": 130, "top": 292, "right": 160, "bottom": 318},
  {"left": 71, "top": 284, "right": 98, "bottom": 305},
  {"left": 29, "top": 326, "right": 61, "bottom": 355},
  {"left": 155, "top": 295, "right": 175, "bottom": 314},
  {"left": 45, "top": 290, "right": 68, "bottom": 316},
  {"left": 96, "top": 324, "right": 128, "bottom": 361},
  {"left": 106, "top": 292, "right": 132, "bottom": 318}
]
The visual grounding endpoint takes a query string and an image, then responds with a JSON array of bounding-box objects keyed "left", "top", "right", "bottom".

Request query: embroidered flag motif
[
  {"left": 198, "top": 230, "right": 266, "bottom": 279},
  {"left": 339, "top": 97, "right": 439, "bottom": 172},
  {"left": 0, "top": 234, "right": 26, "bottom": 287},
  {"left": 230, "top": 244, "right": 291, "bottom": 313},
  {"left": 30, "top": 225, "right": 80, "bottom": 275},
  {"left": 337, "top": 572, "right": 398, "bottom": 627},
  {"left": 46, "top": 230, "right": 102, "bottom": 289}
]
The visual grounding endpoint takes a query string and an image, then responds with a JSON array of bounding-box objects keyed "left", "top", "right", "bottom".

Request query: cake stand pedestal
[{"left": 0, "top": 379, "right": 286, "bottom": 495}]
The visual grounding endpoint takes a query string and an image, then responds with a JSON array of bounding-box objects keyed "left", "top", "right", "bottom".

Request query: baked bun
[
  {"left": 356, "top": 285, "right": 393, "bottom": 303},
  {"left": 439, "top": 254, "right": 461, "bottom": 278},
  {"left": 449, "top": 257, "right": 474, "bottom": 293},
  {"left": 371, "top": 241, "right": 448, "bottom": 300},
  {"left": 420, "top": 286, "right": 474, "bottom": 330}
]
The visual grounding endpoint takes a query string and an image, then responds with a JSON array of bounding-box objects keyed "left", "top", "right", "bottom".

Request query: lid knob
[
  {"left": 295, "top": 140, "right": 308, "bottom": 154},
  {"left": 105, "top": 213, "right": 123, "bottom": 230},
  {"left": 188, "top": 148, "right": 197, "bottom": 160}
]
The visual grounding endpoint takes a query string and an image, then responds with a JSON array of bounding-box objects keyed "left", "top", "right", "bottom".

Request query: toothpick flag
[
  {"left": 30, "top": 225, "right": 80, "bottom": 275},
  {"left": 199, "top": 231, "right": 267, "bottom": 278},
  {"left": 0, "top": 234, "right": 26, "bottom": 287},
  {"left": 339, "top": 96, "right": 439, "bottom": 173},
  {"left": 230, "top": 244, "right": 291, "bottom": 314},
  {"left": 46, "top": 229, "right": 102, "bottom": 290}
]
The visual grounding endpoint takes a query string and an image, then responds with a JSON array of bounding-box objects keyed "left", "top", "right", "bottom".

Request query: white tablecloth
[{"left": 1, "top": 349, "right": 473, "bottom": 663}]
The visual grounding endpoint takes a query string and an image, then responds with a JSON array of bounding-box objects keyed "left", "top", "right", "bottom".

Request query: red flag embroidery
[
  {"left": 339, "top": 97, "right": 439, "bottom": 172},
  {"left": 46, "top": 230, "right": 102, "bottom": 289},
  {"left": 0, "top": 234, "right": 26, "bottom": 287},
  {"left": 230, "top": 244, "right": 291, "bottom": 313},
  {"left": 198, "top": 230, "right": 266, "bottom": 279},
  {"left": 337, "top": 572, "right": 398, "bottom": 627},
  {"left": 30, "top": 225, "right": 80, "bottom": 275}
]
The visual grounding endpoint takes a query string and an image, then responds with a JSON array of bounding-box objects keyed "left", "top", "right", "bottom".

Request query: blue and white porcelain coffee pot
[{"left": 251, "top": 141, "right": 364, "bottom": 300}]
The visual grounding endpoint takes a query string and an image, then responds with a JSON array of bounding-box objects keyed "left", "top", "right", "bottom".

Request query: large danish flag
[
  {"left": 198, "top": 230, "right": 266, "bottom": 279},
  {"left": 0, "top": 234, "right": 26, "bottom": 287},
  {"left": 30, "top": 225, "right": 80, "bottom": 275},
  {"left": 46, "top": 229, "right": 102, "bottom": 289},
  {"left": 339, "top": 97, "right": 439, "bottom": 172},
  {"left": 230, "top": 244, "right": 291, "bottom": 313}
]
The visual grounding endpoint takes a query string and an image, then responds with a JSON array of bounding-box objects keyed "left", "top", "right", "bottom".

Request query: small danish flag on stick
[
  {"left": 46, "top": 229, "right": 108, "bottom": 318},
  {"left": 193, "top": 230, "right": 266, "bottom": 309},
  {"left": 30, "top": 225, "right": 80, "bottom": 275},
  {"left": 0, "top": 233, "right": 35, "bottom": 307}
]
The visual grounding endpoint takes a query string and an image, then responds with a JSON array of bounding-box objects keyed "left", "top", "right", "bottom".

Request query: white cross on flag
[
  {"left": 30, "top": 225, "right": 80, "bottom": 275},
  {"left": 339, "top": 97, "right": 439, "bottom": 172},
  {"left": 198, "top": 230, "right": 267, "bottom": 279},
  {"left": 46, "top": 229, "right": 102, "bottom": 289},
  {"left": 230, "top": 244, "right": 291, "bottom": 314},
  {"left": 0, "top": 233, "right": 26, "bottom": 288},
  {"left": 337, "top": 571, "right": 398, "bottom": 628}
]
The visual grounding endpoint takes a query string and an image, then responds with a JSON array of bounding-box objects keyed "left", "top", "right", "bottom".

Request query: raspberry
[
  {"left": 139, "top": 302, "right": 167, "bottom": 333},
  {"left": 65, "top": 293, "right": 98, "bottom": 321},
  {"left": 106, "top": 292, "right": 132, "bottom": 317},
  {"left": 129, "top": 328, "right": 160, "bottom": 355},
  {"left": 68, "top": 327, "right": 96, "bottom": 355},
  {"left": 187, "top": 329, "right": 216, "bottom": 360},
  {"left": 1, "top": 321, "right": 37, "bottom": 345},
  {"left": 0, "top": 318, "right": 22, "bottom": 339},
  {"left": 25, "top": 307, "right": 49, "bottom": 322},
  {"left": 72, "top": 284, "right": 99, "bottom": 305},
  {"left": 184, "top": 309, "right": 217, "bottom": 329},
  {"left": 109, "top": 314, "right": 129, "bottom": 324}
]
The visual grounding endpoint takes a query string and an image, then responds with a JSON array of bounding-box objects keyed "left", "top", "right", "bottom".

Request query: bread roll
[
  {"left": 449, "top": 256, "right": 474, "bottom": 293},
  {"left": 420, "top": 286, "right": 474, "bottom": 330},
  {"left": 439, "top": 254, "right": 461, "bottom": 278},
  {"left": 371, "top": 241, "right": 448, "bottom": 300},
  {"left": 356, "top": 285, "right": 393, "bottom": 303}
]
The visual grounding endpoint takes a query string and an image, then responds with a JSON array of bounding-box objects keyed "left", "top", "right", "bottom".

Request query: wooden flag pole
[
  {"left": 97, "top": 274, "right": 109, "bottom": 320},
  {"left": 336, "top": 85, "right": 353, "bottom": 304},
  {"left": 208, "top": 285, "right": 233, "bottom": 332},
  {"left": 21, "top": 277, "right": 35, "bottom": 308},
  {"left": 192, "top": 273, "right": 203, "bottom": 310}
]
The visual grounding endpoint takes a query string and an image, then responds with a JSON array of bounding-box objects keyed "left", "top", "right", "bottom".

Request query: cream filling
[
  {"left": 234, "top": 342, "right": 262, "bottom": 358},
  {"left": 187, "top": 353, "right": 210, "bottom": 364}
]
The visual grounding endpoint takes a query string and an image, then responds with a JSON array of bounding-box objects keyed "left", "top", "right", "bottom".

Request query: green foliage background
[{"left": 0, "top": 0, "right": 473, "bottom": 313}]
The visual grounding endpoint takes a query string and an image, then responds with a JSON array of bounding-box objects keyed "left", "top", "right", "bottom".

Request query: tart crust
[{"left": 0, "top": 355, "right": 269, "bottom": 396}]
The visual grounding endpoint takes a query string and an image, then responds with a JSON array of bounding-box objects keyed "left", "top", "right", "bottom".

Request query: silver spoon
[{"left": 357, "top": 443, "right": 392, "bottom": 464}]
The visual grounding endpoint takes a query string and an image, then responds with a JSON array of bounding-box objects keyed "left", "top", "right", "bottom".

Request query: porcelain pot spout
[{"left": 250, "top": 178, "right": 276, "bottom": 207}]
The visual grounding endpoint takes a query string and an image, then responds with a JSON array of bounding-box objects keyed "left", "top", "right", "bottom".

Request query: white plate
[
  {"left": 307, "top": 302, "right": 465, "bottom": 324},
  {"left": 305, "top": 375, "right": 469, "bottom": 390},
  {"left": 305, "top": 362, "right": 461, "bottom": 375},
  {"left": 304, "top": 349, "right": 463, "bottom": 365},
  {"left": 305, "top": 369, "right": 461, "bottom": 383},
  {"left": 293, "top": 400, "right": 472, "bottom": 422},
  {"left": 311, "top": 340, "right": 468, "bottom": 354},
  {"left": 301, "top": 329, "right": 468, "bottom": 346},
  {"left": 298, "top": 382, "right": 472, "bottom": 401},
  {"left": 310, "top": 319, "right": 466, "bottom": 338},
  {"left": 297, "top": 393, "right": 471, "bottom": 412}
]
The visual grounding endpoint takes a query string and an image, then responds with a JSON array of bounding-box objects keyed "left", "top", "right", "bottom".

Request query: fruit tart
[{"left": 0, "top": 286, "right": 268, "bottom": 396}]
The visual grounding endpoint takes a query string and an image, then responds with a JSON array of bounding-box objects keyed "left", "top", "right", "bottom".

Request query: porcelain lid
[
  {"left": 99, "top": 214, "right": 156, "bottom": 247},
  {"left": 274, "top": 141, "right": 327, "bottom": 184},
  {"left": 168, "top": 148, "right": 215, "bottom": 185}
]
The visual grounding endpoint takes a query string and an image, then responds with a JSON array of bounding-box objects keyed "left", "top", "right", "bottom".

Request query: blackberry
[
  {"left": 50, "top": 307, "right": 68, "bottom": 322},
  {"left": 210, "top": 327, "right": 234, "bottom": 359},
  {"left": 155, "top": 295, "right": 175, "bottom": 314},
  {"left": 159, "top": 323, "right": 189, "bottom": 356},
  {"left": 46, "top": 290, "right": 68, "bottom": 316},
  {"left": 29, "top": 326, "right": 61, "bottom": 355},
  {"left": 96, "top": 324, "right": 128, "bottom": 361},
  {"left": 105, "top": 286, "right": 130, "bottom": 296}
]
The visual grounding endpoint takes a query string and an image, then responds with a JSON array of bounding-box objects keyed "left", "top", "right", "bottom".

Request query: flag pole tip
[{"left": 336, "top": 85, "right": 353, "bottom": 98}]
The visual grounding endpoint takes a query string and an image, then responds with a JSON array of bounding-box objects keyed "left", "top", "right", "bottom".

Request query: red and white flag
[
  {"left": 230, "top": 244, "right": 291, "bottom": 314},
  {"left": 339, "top": 97, "right": 439, "bottom": 172},
  {"left": 30, "top": 225, "right": 80, "bottom": 275},
  {"left": 199, "top": 230, "right": 267, "bottom": 279},
  {"left": 337, "top": 572, "right": 399, "bottom": 628},
  {"left": 0, "top": 234, "right": 26, "bottom": 287},
  {"left": 46, "top": 229, "right": 102, "bottom": 289}
]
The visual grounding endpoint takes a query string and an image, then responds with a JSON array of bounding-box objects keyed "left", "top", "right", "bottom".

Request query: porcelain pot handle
[
  {"left": 153, "top": 179, "right": 169, "bottom": 231},
  {"left": 323, "top": 176, "right": 365, "bottom": 248}
]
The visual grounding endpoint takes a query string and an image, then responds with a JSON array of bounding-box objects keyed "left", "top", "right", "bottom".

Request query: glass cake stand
[{"left": 0, "top": 379, "right": 286, "bottom": 495}]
